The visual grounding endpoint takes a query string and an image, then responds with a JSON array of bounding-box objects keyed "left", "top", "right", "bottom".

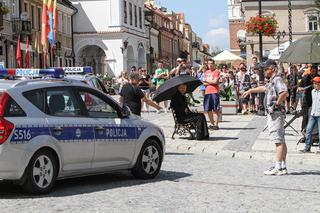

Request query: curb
[{"left": 166, "top": 145, "right": 320, "bottom": 166}]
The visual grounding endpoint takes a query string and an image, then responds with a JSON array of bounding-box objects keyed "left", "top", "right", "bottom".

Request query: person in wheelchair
[{"left": 170, "top": 84, "right": 209, "bottom": 140}]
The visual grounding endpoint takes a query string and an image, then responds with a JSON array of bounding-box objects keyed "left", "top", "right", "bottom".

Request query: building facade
[
  {"left": 242, "top": 0, "right": 318, "bottom": 62},
  {"left": 228, "top": 0, "right": 245, "bottom": 56},
  {"left": 72, "top": 0, "right": 148, "bottom": 77},
  {"left": 0, "top": 0, "right": 75, "bottom": 68}
]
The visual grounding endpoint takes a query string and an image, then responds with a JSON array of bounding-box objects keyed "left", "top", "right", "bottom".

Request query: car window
[
  {"left": 90, "top": 78, "right": 103, "bottom": 91},
  {"left": 78, "top": 90, "right": 118, "bottom": 118},
  {"left": 24, "top": 89, "right": 44, "bottom": 112},
  {"left": 4, "top": 97, "right": 26, "bottom": 117},
  {"left": 46, "top": 89, "right": 81, "bottom": 117}
]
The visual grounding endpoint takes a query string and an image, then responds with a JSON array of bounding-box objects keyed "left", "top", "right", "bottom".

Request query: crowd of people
[
  {"left": 114, "top": 56, "right": 320, "bottom": 175},
  {"left": 117, "top": 57, "right": 318, "bottom": 116}
]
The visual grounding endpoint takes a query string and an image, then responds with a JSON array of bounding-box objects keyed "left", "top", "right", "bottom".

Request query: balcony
[{"left": 12, "top": 18, "right": 31, "bottom": 36}]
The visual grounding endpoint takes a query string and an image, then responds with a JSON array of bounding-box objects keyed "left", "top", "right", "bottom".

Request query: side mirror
[{"left": 121, "top": 105, "right": 131, "bottom": 118}]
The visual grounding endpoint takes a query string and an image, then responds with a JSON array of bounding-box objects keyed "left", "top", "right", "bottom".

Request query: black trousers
[{"left": 182, "top": 113, "right": 209, "bottom": 140}]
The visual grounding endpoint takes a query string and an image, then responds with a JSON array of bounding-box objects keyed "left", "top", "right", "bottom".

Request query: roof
[
  {"left": 58, "top": 0, "right": 77, "bottom": 11},
  {"left": 0, "top": 79, "right": 87, "bottom": 90}
]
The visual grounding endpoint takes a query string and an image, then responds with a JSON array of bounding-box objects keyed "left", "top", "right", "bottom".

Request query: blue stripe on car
[{"left": 10, "top": 126, "right": 147, "bottom": 143}]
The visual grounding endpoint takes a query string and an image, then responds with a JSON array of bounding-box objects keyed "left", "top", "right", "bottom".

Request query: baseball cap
[
  {"left": 311, "top": 64, "right": 318, "bottom": 69},
  {"left": 312, "top": 76, "right": 320, "bottom": 83},
  {"left": 177, "top": 58, "right": 183, "bottom": 62}
]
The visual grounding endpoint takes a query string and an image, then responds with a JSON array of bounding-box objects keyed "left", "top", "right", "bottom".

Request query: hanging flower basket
[
  {"left": 245, "top": 15, "right": 278, "bottom": 37},
  {"left": 0, "top": 5, "right": 10, "bottom": 15}
]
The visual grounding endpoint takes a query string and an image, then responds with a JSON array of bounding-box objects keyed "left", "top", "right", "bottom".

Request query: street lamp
[
  {"left": 272, "top": 30, "right": 286, "bottom": 54},
  {"left": 120, "top": 39, "right": 129, "bottom": 53}
]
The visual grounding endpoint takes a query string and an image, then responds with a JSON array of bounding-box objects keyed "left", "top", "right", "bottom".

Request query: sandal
[{"left": 209, "top": 125, "right": 219, "bottom": 130}]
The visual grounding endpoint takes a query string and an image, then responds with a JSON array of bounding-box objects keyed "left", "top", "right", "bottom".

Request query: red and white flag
[
  {"left": 24, "top": 37, "right": 30, "bottom": 68},
  {"left": 16, "top": 35, "right": 22, "bottom": 68}
]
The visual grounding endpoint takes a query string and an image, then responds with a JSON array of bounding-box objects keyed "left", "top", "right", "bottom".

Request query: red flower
[{"left": 245, "top": 15, "right": 278, "bottom": 36}]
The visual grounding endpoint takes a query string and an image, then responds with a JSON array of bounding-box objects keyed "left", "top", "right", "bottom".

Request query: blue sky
[{"left": 158, "top": 0, "right": 230, "bottom": 51}]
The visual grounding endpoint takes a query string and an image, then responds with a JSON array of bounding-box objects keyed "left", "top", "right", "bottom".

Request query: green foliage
[
  {"left": 219, "top": 85, "right": 236, "bottom": 101},
  {"left": 315, "top": 0, "right": 320, "bottom": 8}
]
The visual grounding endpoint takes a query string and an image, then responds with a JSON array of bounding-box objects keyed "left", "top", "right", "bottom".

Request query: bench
[{"left": 171, "top": 108, "right": 197, "bottom": 139}]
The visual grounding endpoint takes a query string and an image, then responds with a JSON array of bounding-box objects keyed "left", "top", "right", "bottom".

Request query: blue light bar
[
  {"left": 0, "top": 68, "right": 65, "bottom": 79},
  {"left": 62, "top": 66, "right": 93, "bottom": 75}
]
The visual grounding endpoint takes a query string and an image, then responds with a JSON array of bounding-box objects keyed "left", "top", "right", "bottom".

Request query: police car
[
  {"left": 63, "top": 66, "right": 111, "bottom": 94},
  {"left": 0, "top": 68, "right": 165, "bottom": 194}
]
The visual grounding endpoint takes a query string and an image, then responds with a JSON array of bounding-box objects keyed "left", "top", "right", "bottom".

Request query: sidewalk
[{"left": 142, "top": 111, "right": 320, "bottom": 166}]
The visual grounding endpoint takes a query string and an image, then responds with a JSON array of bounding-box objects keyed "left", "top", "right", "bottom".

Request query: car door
[
  {"left": 45, "top": 87, "right": 95, "bottom": 171},
  {"left": 75, "top": 87, "right": 137, "bottom": 168}
]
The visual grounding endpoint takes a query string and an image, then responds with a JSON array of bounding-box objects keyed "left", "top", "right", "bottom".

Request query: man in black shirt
[{"left": 119, "top": 72, "right": 161, "bottom": 116}]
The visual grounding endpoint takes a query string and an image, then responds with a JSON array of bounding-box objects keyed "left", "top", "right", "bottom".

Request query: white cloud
[
  {"left": 208, "top": 16, "right": 225, "bottom": 28},
  {"left": 204, "top": 28, "right": 230, "bottom": 51}
]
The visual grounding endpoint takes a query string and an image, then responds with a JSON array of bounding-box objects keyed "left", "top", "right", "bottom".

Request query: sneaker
[
  {"left": 281, "top": 168, "right": 288, "bottom": 175},
  {"left": 264, "top": 167, "right": 283, "bottom": 175},
  {"left": 299, "top": 149, "right": 311, "bottom": 153}
]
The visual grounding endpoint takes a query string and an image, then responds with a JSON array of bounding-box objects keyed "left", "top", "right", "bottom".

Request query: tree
[
  {"left": 210, "top": 46, "right": 223, "bottom": 57},
  {"left": 315, "top": 0, "right": 320, "bottom": 8}
]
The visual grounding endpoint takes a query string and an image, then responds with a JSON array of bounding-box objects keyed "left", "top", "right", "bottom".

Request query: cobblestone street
[
  {"left": 1, "top": 153, "right": 320, "bottom": 212},
  {"left": 2, "top": 111, "right": 320, "bottom": 212}
]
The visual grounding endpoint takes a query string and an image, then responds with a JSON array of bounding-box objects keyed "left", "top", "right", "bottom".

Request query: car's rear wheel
[
  {"left": 132, "top": 139, "right": 163, "bottom": 179},
  {"left": 22, "top": 150, "right": 58, "bottom": 194}
]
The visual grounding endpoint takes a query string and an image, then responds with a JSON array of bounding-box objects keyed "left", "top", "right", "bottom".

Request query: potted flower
[
  {"left": 0, "top": 4, "right": 9, "bottom": 15},
  {"left": 245, "top": 15, "right": 278, "bottom": 37},
  {"left": 219, "top": 85, "right": 238, "bottom": 115}
]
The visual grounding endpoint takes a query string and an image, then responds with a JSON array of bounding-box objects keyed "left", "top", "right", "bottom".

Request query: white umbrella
[
  {"left": 213, "top": 50, "right": 244, "bottom": 62},
  {"left": 268, "top": 40, "right": 294, "bottom": 60}
]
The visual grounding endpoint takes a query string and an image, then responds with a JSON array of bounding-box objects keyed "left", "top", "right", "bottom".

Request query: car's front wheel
[
  {"left": 22, "top": 150, "right": 58, "bottom": 194},
  {"left": 132, "top": 139, "right": 163, "bottom": 179}
]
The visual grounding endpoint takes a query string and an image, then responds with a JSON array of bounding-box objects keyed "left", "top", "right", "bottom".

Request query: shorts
[
  {"left": 241, "top": 94, "right": 250, "bottom": 105},
  {"left": 267, "top": 111, "right": 285, "bottom": 144},
  {"left": 204, "top": 93, "right": 220, "bottom": 112}
]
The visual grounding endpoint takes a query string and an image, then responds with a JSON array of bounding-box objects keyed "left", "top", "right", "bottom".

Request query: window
[
  {"left": 308, "top": 15, "right": 319, "bottom": 31},
  {"left": 24, "top": 90, "right": 44, "bottom": 112},
  {"left": 24, "top": 2, "right": 28, "bottom": 13},
  {"left": 78, "top": 90, "right": 118, "bottom": 118},
  {"left": 58, "top": 12, "right": 62, "bottom": 32},
  {"left": 129, "top": 3, "right": 133, "bottom": 25},
  {"left": 67, "top": 16, "right": 71, "bottom": 35},
  {"left": 139, "top": 7, "right": 142, "bottom": 29},
  {"left": 134, "top": 5, "right": 137, "bottom": 27},
  {"left": 4, "top": 97, "right": 26, "bottom": 117},
  {"left": 31, "top": 5, "right": 36, "bottom": 29},
  {"left": 46, "top": 89, "right": 81, "bottom": 117},
  {"left": 64, "top": 15, "right": 68, "bottom": 34},
  {"left": 89, "top": 78, "right": 103, "bottom": 91},
  {"left": 62, "top": 15, "right": 66, "bottom": 33},
  {"left": 124, "top": 0, "right": 127, "bottom": 24},
  {"left": 232, "top": 6, "right": 237, "bottom": 17},
  {"left": 37, "top": 7, "right": 41, "bottom": 30},
  {"left": 11, "top": 0, "right": 17, "bottom": 17}
]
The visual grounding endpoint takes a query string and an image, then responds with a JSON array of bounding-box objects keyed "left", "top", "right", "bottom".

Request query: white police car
[
  {"left": 0, "top": 68, "right": 165, "bottom": 194},
  {"left": 62, "top": 67, "right": 111, "bottom": 94}
]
